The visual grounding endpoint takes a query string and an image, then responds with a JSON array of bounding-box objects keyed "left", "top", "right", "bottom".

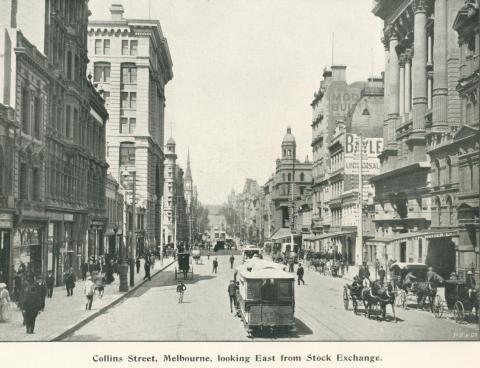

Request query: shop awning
[
  {"left": 271, "top": 228, "right": 301, "bottom": 241},
  {"left": 366, "top": 230, "right": 459, "bottom": 245}
]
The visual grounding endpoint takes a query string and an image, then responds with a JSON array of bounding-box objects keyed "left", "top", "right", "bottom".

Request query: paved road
[{"left": 64, "top": 255, "right": 479, "bottom": 341}]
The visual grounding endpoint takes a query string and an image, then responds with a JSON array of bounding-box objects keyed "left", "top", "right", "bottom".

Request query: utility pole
[
  {"left": 130, "top": 171, "right": 136, "bottom": 287},
  {"left": 356, "top": 134, "right": 364, "bottom": 266}
]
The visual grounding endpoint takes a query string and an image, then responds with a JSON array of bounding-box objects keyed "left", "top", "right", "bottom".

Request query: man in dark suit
[
  {"left": 297, "top": 264, "right": 305, "bottom": 285},
  {"left": 46, "top": 271, "right": 55, "bottom": 298},
  {"left": 23, "top": 285, "right": 41, "bottom": 334}
]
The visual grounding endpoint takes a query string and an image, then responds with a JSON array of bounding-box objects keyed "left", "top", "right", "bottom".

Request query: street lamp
[{"left": 121, "top": 169, "right": 136, "bottom": 288}]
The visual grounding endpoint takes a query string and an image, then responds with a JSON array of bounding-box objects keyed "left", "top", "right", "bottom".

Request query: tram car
[
  {"left": 242, "top": 244, "right": 263, "bottom": 260},
  {"left": 234, "top": 258, "right": 296, "bottom": 336}
]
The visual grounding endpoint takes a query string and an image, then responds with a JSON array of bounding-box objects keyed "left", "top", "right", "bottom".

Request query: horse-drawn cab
[
  {"left": 175, "top": 252, "right": 193, "bottom": 280},
  {"left": 234, "top": 258, "right": 296, "bottom": 337},
  {"left": 389, "top": 262, "right": 428, "bottom": 292}
]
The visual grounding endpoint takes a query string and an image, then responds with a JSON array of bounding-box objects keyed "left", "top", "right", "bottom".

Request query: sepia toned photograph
[{"left": 0, "top": 0, "right": 479, "bottom": 345}]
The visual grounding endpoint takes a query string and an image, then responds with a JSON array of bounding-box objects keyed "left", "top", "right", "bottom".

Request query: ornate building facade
[
  {"left": 369, "top": 0, "right": 478, "bottom": 279},
  {"left": 88, "top": 4, "right": 173, "bottom": 254},
  {"left": 0, "top": 0, "right": 108, "bottom": 286},
  {"left": 162, "top": 137, "right": 177, "bottom": 246}
]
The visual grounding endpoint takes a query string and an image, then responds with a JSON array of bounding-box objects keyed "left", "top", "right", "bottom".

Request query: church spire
[{"left": 185, "top": 148, "right": 192, "bottom": 180}]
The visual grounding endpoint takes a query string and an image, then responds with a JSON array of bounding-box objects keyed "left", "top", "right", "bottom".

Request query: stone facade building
[
  {"left": 162, "top": 137, "right": 177, "bottom": 246},
  {"left": 369, "top": 0, "right": 478, "bottom": 279},
  {"left": 310, "top": 65, "right": 366, "bottom": 236},
  {"left": 0, "top": 0, "right": 108, "bottom": 286},
  {"left": 88, "top": 4, "right": 173, "bottom": 254}
]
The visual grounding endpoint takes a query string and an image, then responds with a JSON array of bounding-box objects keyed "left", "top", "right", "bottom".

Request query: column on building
[
  {"left": 399, "top": 54, "right": 406, "bottom": 120},
  {"left": 432, "top": 0, "right": 448, "bottom": 129},
  {"left": 404, "top": 49, "right": 412, "bottom": 115},
  {"left": 387, "top": 29, "right": 400, "bottom": 145},
  {"left": 412, "top": 0, "right": 428, "bottom": 131},
  {"left": 383, "top": 39, "right": 390, "bottom": 144}
]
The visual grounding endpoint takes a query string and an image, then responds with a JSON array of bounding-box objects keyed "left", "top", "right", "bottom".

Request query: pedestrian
[
  {"left": 94, "top": 271, "right": 105, "bottom": 298},
  {"left": 227, "top": 280, "right": 236, "bottom": 312},
  {"left": 64, "top": 268, "right": 76, "bottom": 296},
  {"left": 0, "top": 283, "right": 11, "bottom": 322},
  {"left": 289, "top": 258, "right": 295, "bottom": 273},
  {"left": 229, "top": 255, "right": 235, "bottom": 269},
  {"left": 13, "top": 270, "right": 22, "bottom": 303},
  {"left": 143, "top": 258, "right": 151, "bottom": 281},
  {"left": 176, "top": 281, "right": 186, "bottom": 303},
  {"left": 212, "top": 258, "right": 218, "bottom": 273},
  {"left": 297, "top": 264, "right": 305, "bottom": 285},
  {"left": 23, "top": 285, "right": 41, "bottom": 334},
  {"left": 36, "top": 277, "right": 47, "bottom": 311},
  {"left": 466, "top": 270, "right": 476, "bottom": 298},
  {"left": 207, "top": 251, "right": 210, "bottom": 260},
  {"left": 81, "top": 261, "right": 88, "bottom": 281},
  {"left": 84, "top": 275, "right": 95, "bottom": 310},
  {"left": 46, "top": 271, "right": 55, "bottom": 298},
  {"left": 378, "top": 266, "right": 386, "bottom": 285},
  {"left": 136, "top": 257, "right": 141, "bottom": 274},
  {"left": 340, "top": 261, "right": 345, "bottom": 276}
]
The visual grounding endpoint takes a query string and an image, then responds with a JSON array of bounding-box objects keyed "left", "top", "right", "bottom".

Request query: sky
[{"left": 89, "top": 0, "right": 385, "bottom": 205}]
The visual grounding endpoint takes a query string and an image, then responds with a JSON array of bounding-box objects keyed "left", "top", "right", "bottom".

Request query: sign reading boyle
[{"left": 344, "top": 134, "right": 383, "bottom": 175}]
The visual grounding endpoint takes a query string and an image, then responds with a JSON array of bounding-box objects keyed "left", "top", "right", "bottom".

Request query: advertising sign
[{"left": 344, "top": 134, "right": 383, "bottom": 175}]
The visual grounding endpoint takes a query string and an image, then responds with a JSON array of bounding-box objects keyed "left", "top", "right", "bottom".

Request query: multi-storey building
[
  {"left": 370, "top": 0, "right": 471, "bottom": 279},
  {"left": 162, "top": 136, "right": 177, "bottom": 246},
  {"left": 269, "top": 128, "right": 312, "bottom": 248},
  {"left": 0, "top": 103, "right": 16, "bottom": 286},
  {"left": 0, "top": 0, "right": 108, "bottom": 286},
  {"left": 104, "top": 174, "right": 124, "bottom": 257},
  {"left": 174, "top": 166, "right": 188, "bottom": 246},
  {"left": 88, "top": 4, "right": 173, "bottom": 255},
  {"left": 310, "top": 65, "right": 366, "bottom": 235}
]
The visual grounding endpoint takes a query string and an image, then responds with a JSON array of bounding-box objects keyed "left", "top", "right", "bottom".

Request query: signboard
[
  {"left": 249, "top": 305, "right": 293, "bottom": 325},
  {"left": 0, "top": 214, "right": 13, "bottom": 228},
  {"left": 344, "top": 134, "right": 383, "bottom": 175}
]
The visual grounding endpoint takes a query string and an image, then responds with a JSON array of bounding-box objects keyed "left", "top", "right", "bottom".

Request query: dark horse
[
  {"left": 415, "top": 282, "right": 439, "bottom": 312},
  {"left": 362, "top": 281, "right": 397, "bottom": 321}
]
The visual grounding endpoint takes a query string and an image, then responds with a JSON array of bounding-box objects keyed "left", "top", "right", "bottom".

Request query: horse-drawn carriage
[
  {"left": 234, "top": 258, "right": 296, "bottom": 337},
  {"left": 343, "top": 278, "right": 397, "bottom": 321},
  {"left": 390, "top": 262, "right": 440, "bottom": 312},
  {"left": 174, "top": 252, "right": 193, "bottom": 280},
  {"left": 433, "top": 279, "right": 479, "bottom": 323}
]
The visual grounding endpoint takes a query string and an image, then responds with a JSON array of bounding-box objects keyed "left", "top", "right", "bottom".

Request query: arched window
[
  {"left": 300, "top": 173, "right": 305, "bottom": 182},
  {"left": 287, "top": 173, "right": 291, "bottom": 182},
  {"left": 434, "top": 159, "right": 441, "bottom": 186},
  {"left": 445, "top": 156, "right": 452, "bottom": 184}
]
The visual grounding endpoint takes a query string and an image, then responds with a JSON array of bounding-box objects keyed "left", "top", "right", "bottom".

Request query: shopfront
[{"left": 0, "top": 214, "right": 13, "bottom": 287}]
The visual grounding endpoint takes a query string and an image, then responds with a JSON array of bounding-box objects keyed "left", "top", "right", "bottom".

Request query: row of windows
[
  {"left": 281, "top": 172, "right": 306, "bottom": 182},
  {"left": 95, "top": 39, "right": 138, "bottom": 56},
  {"left": 93, "top": 63, "right": 138, "bottom": 85}
]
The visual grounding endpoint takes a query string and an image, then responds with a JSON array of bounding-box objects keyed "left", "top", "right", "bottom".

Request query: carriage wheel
[
  {"left": 454, "top": 301, "right": 465, "bottom": 323},
  {"left": 343, "top": 287, "right": 349, "bottom": 310},
  {"left": 174, "top": 267, "right": 177, "bottom": 280},
  {"left": 433, "top": 295, "right": 443, "bottom": 318}
]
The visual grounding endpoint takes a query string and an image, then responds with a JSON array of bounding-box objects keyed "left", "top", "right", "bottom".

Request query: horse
[
  {"left": 374, "top": 281, "right": 397, "bottom": 322},
  {"left": 414, "top": 282, "right": 438, "bottom": 312},
  {"left": 361, "top": 283, "right": 380, "bottom": 319}
]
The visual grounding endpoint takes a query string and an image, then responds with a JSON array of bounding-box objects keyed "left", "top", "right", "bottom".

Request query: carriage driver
[
  {"left": 403, "top": 271, "right": 416, "bottom": 291},
  {"left": 466, "top": 270, "right": 476, "bottom": 298}
]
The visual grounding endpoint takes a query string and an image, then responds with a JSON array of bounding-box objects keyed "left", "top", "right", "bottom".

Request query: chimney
[
  {"left": 331, "top": 64, "right": 347, "bottom": 82},
  {"left": 110, "top": 3, "right": 124, "bottom": 21}
]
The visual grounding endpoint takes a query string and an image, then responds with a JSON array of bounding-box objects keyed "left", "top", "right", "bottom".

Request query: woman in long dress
[{"left": 0, "top": 283, "right": 11, "bottom": 322}]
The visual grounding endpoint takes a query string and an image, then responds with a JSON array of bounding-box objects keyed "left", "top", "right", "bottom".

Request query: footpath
[{"left": 0, "top": 258, "right": 174, "bottom": 341}]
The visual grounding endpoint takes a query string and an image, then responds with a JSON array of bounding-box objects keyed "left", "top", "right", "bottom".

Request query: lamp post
[
  {"left": 118, "top": 183, "right": 129, "bottom": 292},
  {"left": 122, "top": 169, "right": 136, "bottom": 288}
]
